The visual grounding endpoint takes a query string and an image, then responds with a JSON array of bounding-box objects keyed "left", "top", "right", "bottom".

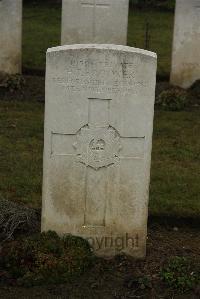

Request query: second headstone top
[{"left": 61, "top": 0, "right": 129, "bottom": 45}]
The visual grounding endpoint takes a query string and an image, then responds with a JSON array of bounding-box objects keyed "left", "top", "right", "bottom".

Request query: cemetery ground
[
  {"left": 0, "top": 75, "right": 200, "bottom": 298},
  {"left": 0, "top": 3, "right": 200, "bottom": 298},
  {"left": 0, "top": 76, "right": 200, "bottom": 218}
]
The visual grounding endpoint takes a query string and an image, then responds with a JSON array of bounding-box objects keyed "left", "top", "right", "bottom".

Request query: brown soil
[{"left": 0, "top": 224, "right": 199, "bottom": 299}]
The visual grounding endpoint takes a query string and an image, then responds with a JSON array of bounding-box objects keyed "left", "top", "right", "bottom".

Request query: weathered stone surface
[
  {"left": 170, "top": 0, "right": 200, "bottom": 88},
  {"left": 61, "top": 0, "right": 129, "bottom": 45},
  {"left": 42, "top": 44, "right": 157, "bottom": 258},
  {"left": 0, "top": 0, "right": 22, "bottom": 74}
]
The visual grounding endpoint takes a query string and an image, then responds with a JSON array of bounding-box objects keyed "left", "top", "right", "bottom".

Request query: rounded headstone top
[{"left": 47, "top": 44, "right": 157, "bottom": 59}]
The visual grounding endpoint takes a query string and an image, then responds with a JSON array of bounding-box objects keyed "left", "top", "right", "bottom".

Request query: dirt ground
[{"left": 0, "top": 223, "right": 199, "bottom": 299}]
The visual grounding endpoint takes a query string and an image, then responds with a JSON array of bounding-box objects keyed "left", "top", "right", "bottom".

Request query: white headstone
[
  {"left": 0, "top": 0, "right": 22, "bottom": 74},
  {"left": 42, "top": 44, "right": 157, "bottom": 258},
  {"left": 61, "top": 0, "right": 129, "bottom": 45},
  {"left": 170, "top": 0, "right": 200, "bottom": 88}
]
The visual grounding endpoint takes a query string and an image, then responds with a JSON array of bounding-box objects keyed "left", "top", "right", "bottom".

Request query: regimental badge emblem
[{"left": 74, "top": 125, "right": 121, "bottom": 170}]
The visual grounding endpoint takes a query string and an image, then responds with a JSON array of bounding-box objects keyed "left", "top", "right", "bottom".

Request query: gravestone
[
  {"left": 0, "top": 0, "right": 22, "bottom": 74},
  {"left": 170, "top": 0, "right": 200, "bottom": 88},
  {"left": 42, "top": 44, "right": 157, "bottom": 258},
  {"left": 61, "top": 0, "right": 129, "bottom": 45}
]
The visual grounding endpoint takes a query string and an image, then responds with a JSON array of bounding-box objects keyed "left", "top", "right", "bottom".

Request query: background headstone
[
  {"left": 0, "top": 0, "right": 22, "bottom": 74},
  {"left": 170, "top": 0, "right": 200, "bottom": 88},
  {"left": 42, "top": 44, "right": 157, "bottom": 258},
  {"left": 61, "top": 0, "right": 129, "bottom": 45}
]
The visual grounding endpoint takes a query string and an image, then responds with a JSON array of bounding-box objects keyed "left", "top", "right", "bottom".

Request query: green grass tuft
[{"left": 161, "top": 256, "right": 200, "bottom": 292}]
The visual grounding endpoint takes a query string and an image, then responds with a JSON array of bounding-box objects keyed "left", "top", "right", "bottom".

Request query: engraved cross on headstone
[
  {"left": 81, "top": 0, "right": 110, "bottom": 10},
  {"left": 51, "top": 98, "right": 145, "bottom": 227},
  {"left": 81, "top": 0, "right": 110, "bottom": 38}
]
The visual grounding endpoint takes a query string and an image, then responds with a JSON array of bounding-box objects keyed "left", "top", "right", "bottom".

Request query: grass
[
  {"left": 128, "top": 9, "right": 174, "bottom": 77},
  {"left": 1, "top": 4, "right": 199, "bottom": 218},
  {"left": 150, "top": 109, "right": 200, "bottom": 218},
  {"left": 22, "top": 3, "right": 174, "bottom": 77},
  {"left": 0, "top": 100, "right": 199, "bottom": 218},
  {"left": 0, "top": 101, "right": 43, "bottom": 207},
  {"left": 23, "top": 3, "right": 61, "bottom": 71}
]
